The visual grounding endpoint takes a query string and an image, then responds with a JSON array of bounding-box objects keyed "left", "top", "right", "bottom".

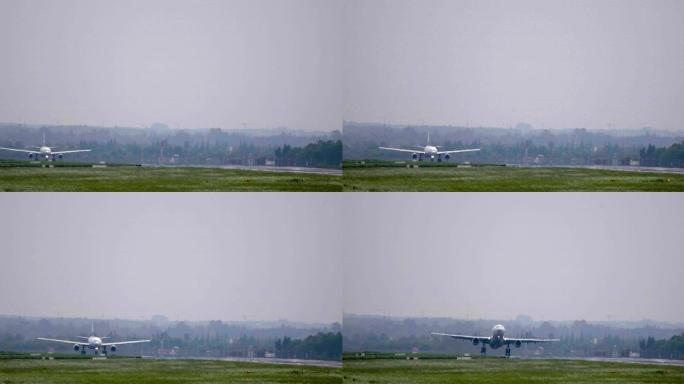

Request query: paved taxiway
[
  {"left": 144, "top": 164, "right": 342, "bottom": 176},
  {"left": 146, "top": 356, "right": 341, "bottom": 368},
  {"left": 516, "top": 164, "right": 684, "bottom": 175},
  {"left": 523, "top": 356, "right": 684, "bottom": 367}
]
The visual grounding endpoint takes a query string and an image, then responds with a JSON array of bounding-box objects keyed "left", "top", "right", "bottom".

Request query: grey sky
[
  {"left": 0, "top": 0, "right": 341, "bottom": 131},
  {"left": 343, "top": 193, "right": 684, "bottom": 322},
  {"left": 0, "top": 194, "right": 341, "bottom": 324},
  {"left": 344, "top": 0, "right": 684, "bottom": 131}
]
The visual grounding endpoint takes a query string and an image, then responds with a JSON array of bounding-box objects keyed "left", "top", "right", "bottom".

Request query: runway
[
  {"left": 143, "top": 163, "right": 342, "bottom": 176},
  {"left": 145, "top": 355, "right": 342, "bottom": 368},
  {"left": 535, "top": 356, "right": 684, "bottom": 367},
  {"left": 518, "top": 164, "right": 684, "bottom": 175}
]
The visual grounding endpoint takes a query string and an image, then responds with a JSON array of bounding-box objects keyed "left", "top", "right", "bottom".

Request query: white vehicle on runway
[
  {"left": 379, "top": 132, "right": 480, "bottom": 162},
  {"left": 0, "top": 134, "right": 91, "bottom": 161},
  {"left": 432, "top": 324, "right": 559, "bottom": 357},
  {"left": 37, "top": 323, "right": 150, "bottom": 355}
]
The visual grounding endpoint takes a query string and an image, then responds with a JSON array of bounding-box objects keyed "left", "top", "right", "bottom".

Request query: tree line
[
  {"left": 274, "top": 332, "right": 342, "bottom": 360},
  {"left": 274, "top": 140, "right": 342, "bottom": 168},
  {"left": 640, "top": 142, "right": 684, "bottom": 167},
  {"left": 640, "top": 333, "right": 684, "bottom": 359}
]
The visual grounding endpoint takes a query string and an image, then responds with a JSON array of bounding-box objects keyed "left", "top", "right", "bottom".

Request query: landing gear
[
  {"left": 480, "top": 345, "right": 487, "bottom": 356},
  {"left": 80, "top": 349, "right": 86, "bottom": 355},
  {"left": 418, "top": 154, "right": 423, "bottom": 162},
  {"left": 505, "top": 345, "right": 511, "bottom": 357},
  {"left": 102, "top": 346, "right": 107, "bottom": 356},
  {"left": 437, "top": 155, "right": 442, "bottom": 163}
]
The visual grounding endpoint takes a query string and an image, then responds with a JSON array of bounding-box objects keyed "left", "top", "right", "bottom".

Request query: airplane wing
[
  {"left": 101, "top": 339, "right": 151, "bottom": 346},
  {"left": 504, "top": 337, "right": 560, "bottom": 344},
  {"left": 436, "top": 148, "right": 481, "bottom": 155},
  {"left": 378, "top": 147, "right": 425, "bottom": 154},
  {"left": 51, "top": 149, "right": 91, "bottom": 155},
  {"left": 37, "top": 337, "right": 85, "bottom": 345},
  {"left": 431, "top": 332, "right": 491, "bottom": 344},
  {"left": 0, "top": 147, "right": 38, "bottom": 154}
]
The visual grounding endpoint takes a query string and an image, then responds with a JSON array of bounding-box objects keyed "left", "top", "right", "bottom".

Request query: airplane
[
  {"left": 432, "top": 324, "right": 559, "bottom": 357},
  {"left": 37, "top": 322, "right": 150, "bottom": 355},
  {"left": 0, "top": 133, "right": 91, "bottom": 161},
  {"left": 378, "top": 132, "right": 480, "bottom": 162}
]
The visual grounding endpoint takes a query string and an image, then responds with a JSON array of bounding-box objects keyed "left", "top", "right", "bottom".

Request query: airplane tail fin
[
  {"left": 427, "top": 131, "right": 430, "bottom": 145},
  {"left": 91, "top": 321, "right": 94, "bottom": 336}
]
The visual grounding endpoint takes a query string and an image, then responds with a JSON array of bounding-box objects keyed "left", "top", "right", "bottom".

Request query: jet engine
[
  {"left": 28, "top": 153, "right": 34, "bottom": 159},
  {"left": 110, "top": 345, "right": 117, "bottom": 352},
  {"left": 444, "top": 153, "right": 451, "bottom": 160},
  {"left": 58, "top": 154, "right": 63, "bottom": 159},
  {"left": 412, "top": 153, "right": 418, "bottom": 159},
  {"left": 515, "top": 340, "right": 522, "bottom": 348},
  {"left": 472, "top": 338, "right": 479, "bottom": 346},
  {"left": 73, "top": 344, "right": 80, "bottom": 351}
]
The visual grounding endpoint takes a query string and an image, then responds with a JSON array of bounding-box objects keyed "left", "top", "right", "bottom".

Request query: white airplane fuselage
[
  {"left": 423, "top": 145, "right": 438, "bottom": 156},
  {"left": 488, "top": 324, "right": 507, "bottom": 349},
  {"left": 29, "top": 146, "right": 56, "bottom": 160},
  {"left": 86, "top": 336, "right": 103, "bottom": 350},
  {"left": 38, "top": 147, "right": 52, "bottom": 157}
]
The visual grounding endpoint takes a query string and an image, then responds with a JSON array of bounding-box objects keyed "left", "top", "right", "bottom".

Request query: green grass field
[
  {"left": 0, "top": 165, "right": 342, "bottom": 192},
  {"left": 343, "top": 356, "right": 684, "bottom": 383},
  {"left": 0, "top": 356, "right": 341, "bottom": 383},
  {"left": 342, "top": 161, "right": 684, "bottom": 191}
]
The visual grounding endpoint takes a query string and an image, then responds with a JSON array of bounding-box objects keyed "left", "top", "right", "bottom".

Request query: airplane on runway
[
  {"left": 379, "top": 132, "right": 480, "bottom": 162},
  {"left": 37, "top": 322, "right": 150, "bottom": 355},
  {"left": 432, "top": 324, "right": 559, "bottom": 357},
  {"left": 0, "top": 133, "right": 91, "bottom": 161}
]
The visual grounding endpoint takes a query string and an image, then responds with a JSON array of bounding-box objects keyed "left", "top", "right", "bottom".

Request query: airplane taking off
[
  {"left": 0, "top": 133, "right": 91, "bottom": 161},
  {"left": 37, "top": 322, "right": 150, "bottom": 355},
  {"left": 379, "top": 132, "right": 480, "bottom": 162},
  {"left": 432, "top": 324, "right": 559, "bottom": 357}
]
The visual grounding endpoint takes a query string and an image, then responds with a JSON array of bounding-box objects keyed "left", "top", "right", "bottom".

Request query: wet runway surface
[
  {"left": 520, "top": 164, "right": 684, "bottom": 175},
  {"left": 143, "top": 164, "right": 342, "bottom": 176},
  {"left": 528, "top": 356, "right": 684, "bottom": 367},
  {"left": 145, "top": 355, "right": 342, "bottom": 368}
]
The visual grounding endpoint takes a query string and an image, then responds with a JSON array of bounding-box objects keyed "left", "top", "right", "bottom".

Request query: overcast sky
[
  {"left": 343, "top": 194, "right": 684, "bottom": 323},
  {"left": 0, "top": 194, "right": 341, "bottom": 324},
  {"left": 344, "top": 0, "right": 684, "bottom": 131},
  {"left": 0, "top": 0, "right": 342, "bottom": 131}
]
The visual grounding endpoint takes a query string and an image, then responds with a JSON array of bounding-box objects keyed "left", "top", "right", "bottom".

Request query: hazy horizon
[
  {"left": 343, "top": 194, "right": 684, "bottom": 323},
  {"left": 0, "top": 312, "right": 337, "bottom": 326},
  {"left": 344, "top": 0, "right": 684, "bottom": 131},
  {"left": 0, "top": 194, "right": 341, "bottom": 324},
  {"left": 342, "top": 312, "right": 684, "bottom": 326},
  {"left": 0, "top": 0, "right": 342, "bottom": 131}
]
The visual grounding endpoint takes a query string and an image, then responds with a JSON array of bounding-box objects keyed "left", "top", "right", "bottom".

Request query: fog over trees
[
  {"left": 0, "top": 123, "right": 342, "bottom": 168},
  {"left": 344, "top": 314, "right": 684, "bottom": 359},
  {"left": 0, "top": 315, "right": 341, "bottom": 361},
  {"left": 344, "top": 122, "right": 684, "bottom": 167}
]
